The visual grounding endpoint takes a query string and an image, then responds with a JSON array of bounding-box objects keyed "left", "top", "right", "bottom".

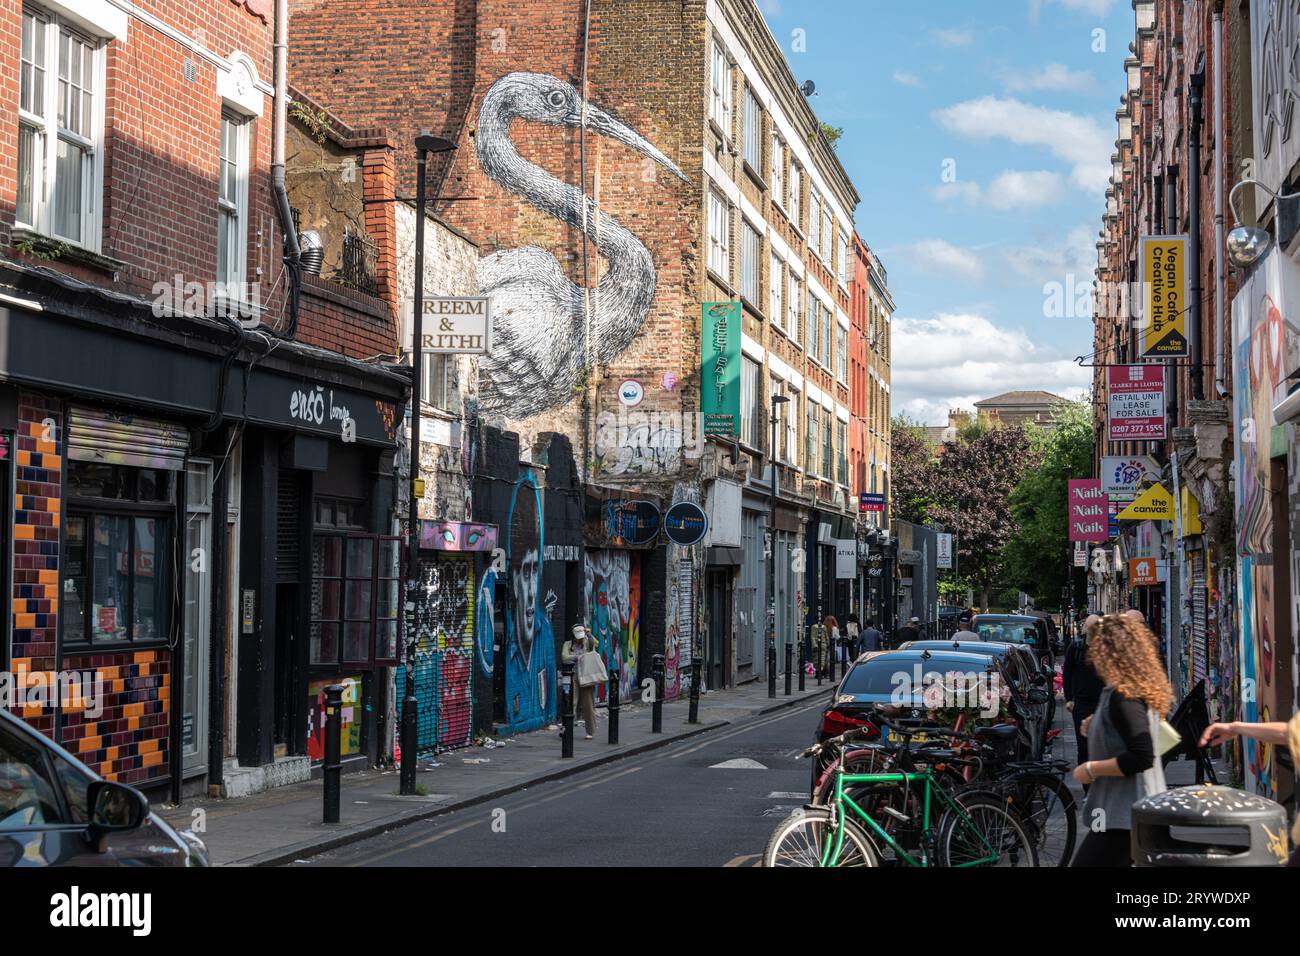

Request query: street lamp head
[
  {"left": 1225, "top": 224, "right": 1271, "bottom": 269},
  {"left": 772, "top": 394, "right": 790, "bottom": 405},
  {"left": 415, "top": 132, "right": 457, "bottom": 155}
]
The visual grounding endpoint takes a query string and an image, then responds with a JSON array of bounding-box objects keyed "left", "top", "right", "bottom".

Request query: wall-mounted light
[{"left": 1226, "top": 178, "right": 1300, "bottom": 268}]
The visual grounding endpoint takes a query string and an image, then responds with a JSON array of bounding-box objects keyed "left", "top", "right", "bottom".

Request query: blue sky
[{"left": 757, "top": 0, "right": 1130, "bottom": 423}]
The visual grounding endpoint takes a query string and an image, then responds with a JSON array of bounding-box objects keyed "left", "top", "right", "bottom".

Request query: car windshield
[
  {"left": 840, "top": 656, "right": 990, "bottom": 697},
  {"left": 976, "top": 622, "right": 1037, "bottom": 644}
]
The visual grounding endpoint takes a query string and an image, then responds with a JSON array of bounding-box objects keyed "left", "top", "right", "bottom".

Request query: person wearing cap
[
  {"left": 562, "top": 625, "right": 605, "bottom": 739},
  {"left": 895, "top": 616, "right": 923, "bottom": 647}
]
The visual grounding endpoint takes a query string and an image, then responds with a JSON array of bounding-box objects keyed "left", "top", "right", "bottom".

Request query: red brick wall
[{"left": 296, "top": 273, "right": 396, "bottom": 359}]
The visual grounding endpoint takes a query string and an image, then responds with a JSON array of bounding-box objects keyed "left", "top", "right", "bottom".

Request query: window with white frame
[
  {"left": 787, "top": 274, "right": 800, "bottom": 343},
  {"left": 707, "top": 189, "right": 730, "bottom": 280},
  {"left": 785, "top": 386, "right": 800, "bottom": 465},
  {"left": 740, "top": 219, "right": 760, "bottom": 304},
  {"left": 836, "top": 323, "right": 848, "bottom": 383},
  {"left": 218, "top": 112, "right": 250, "bottom": 287},
  {"left": 740, "top": 355, "right": 761, "bottom": 448},
  {"left": 742, "top": 85, "right": 762, "bottom": 172},
  {"left": 710, "top": 41, "right": 732, "bottom": 135},
  {"left": 789, "top": 164, "right": 801, "bottom": 230},
  {"left": 820, "top": 299, "right": 832, "bottom": 368},
  {"left": 806, "top": 294, "right": 818, "bottom": 358},
  {"left": 821, "top": 206, "right": 833, "bottom": 263},
  {"left": 838, "top": 235, "right": 849, "bottom": 287},
  {"left": 423, "top": 354, "right": 459, "bottom": 415},
  {"left": 808, "top": 186, "right": 821, "bottom": 255},
  {"left": 18, "top": 7, "right": 104, "bottom": 248},
  {"left": 769, "top": 254, "right": 783, "bottom": 331},
  {"left": 770, "top": 131, "right": 784, "bottom": 206},
  {"left": 805, "top": 403, "right": 818, "bottom": 474},
  {"left": 822, "top": 408, "right": 833, "bottom": 478},
  {"left": 837, "top": 419, "right": 847, "bottom": 485}
]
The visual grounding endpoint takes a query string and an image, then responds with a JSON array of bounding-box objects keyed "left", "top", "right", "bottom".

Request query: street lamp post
[
  {"left": 401, "top": 133, "right": 457, "bottom": 797},
  {"left": 767, "top": 393, "right": 790, "bottom": 699}
]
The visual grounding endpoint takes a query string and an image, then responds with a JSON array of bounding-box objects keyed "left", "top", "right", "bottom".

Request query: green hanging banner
[{"left": 702, "top": 301, "right": 741, "bottom": 436}]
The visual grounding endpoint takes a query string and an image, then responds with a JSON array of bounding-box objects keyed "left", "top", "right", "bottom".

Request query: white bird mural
[{"left": 474, "top": 72, "right": 688, "bottom": 417}]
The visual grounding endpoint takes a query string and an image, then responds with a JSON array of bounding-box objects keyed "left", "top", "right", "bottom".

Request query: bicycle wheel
[
  {"left": 1003, "top": 773, "right": 1076, "bottom": 867},
  {"left": 763, "top": 808, "right": 879, "bottom": 867},
  {"left": 936, "top": 794, "right": 1037, "bottom": 867}
]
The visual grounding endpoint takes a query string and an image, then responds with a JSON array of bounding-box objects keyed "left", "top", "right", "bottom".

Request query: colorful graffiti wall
[
  {"left": 501, "top": 473, "right": 556, "bottom": 731},
  {"left": 585, "top": 550, "right": 641, "bottom": 703}
]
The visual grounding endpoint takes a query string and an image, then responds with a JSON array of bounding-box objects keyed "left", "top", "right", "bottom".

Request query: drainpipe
[
  {"left": 1189, "top": 66, "right": 1205, "bottom": 402},
  {"left": 1213, "top": 5, "right": 1227, "bottom": 397},
  {"left": 272, "top": 0, "right": 301, "bottom": 335}
]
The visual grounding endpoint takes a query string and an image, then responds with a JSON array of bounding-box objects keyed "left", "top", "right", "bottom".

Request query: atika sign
[
  {"left": 1107, "top": 364, "right": 1166, "bottom": 441},
  {"left": 1139, "top": 235, "right": 1189, "bottom": 358},
  {"left": 400, "top": 296, "right": 492, "bottom": 354},
  {"left": 1068, "top": 479, "right": 1108, "bottom": 542}
]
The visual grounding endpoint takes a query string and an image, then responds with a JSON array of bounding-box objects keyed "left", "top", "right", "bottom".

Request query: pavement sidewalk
[{"left": 160, "top": 676, "right": 834, "bottom": 866}]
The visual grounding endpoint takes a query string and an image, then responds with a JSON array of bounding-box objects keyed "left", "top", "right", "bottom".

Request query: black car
[
  {"left": 972, "top": 613, "right": 1056, "bottom": 671},
  {"left": 0, "top": 706, "right": 208, "bottom": 866},
  {"left": 814, "top": 648, "right": 1042, "bottom": 772},
  {"left": 898, "top": 640, "right": 1053, "bottom": 753}
]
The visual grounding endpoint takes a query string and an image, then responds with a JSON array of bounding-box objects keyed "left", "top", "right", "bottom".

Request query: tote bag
[
  {"left": 577, "top": 650, "right": 609, "bottom": 687},
  {"left": 1140, "top": 708, "right": 1170, "bottom": 797}
]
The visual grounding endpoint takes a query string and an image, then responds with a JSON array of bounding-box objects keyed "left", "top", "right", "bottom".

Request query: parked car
[
  {"left": 898, "top": 640, "right": 1053, "bottom": 753},
  {"left": 812, "top": 648, "right": 1043, "bottom": 784},
  {"left": 0, "top": 706, "right": 208, "bottom": 867},
  {"left": 972, "top": 613, "right": 1055, "bottom": 671}
]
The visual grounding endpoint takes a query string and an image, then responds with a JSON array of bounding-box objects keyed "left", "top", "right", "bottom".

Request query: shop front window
[{"left": 310, "top": 533, "right": 400, "bottom": 668}]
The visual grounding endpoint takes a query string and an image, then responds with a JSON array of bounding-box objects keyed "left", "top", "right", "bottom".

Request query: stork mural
[{"left": 475, "top": 72, "right": 688, "bottom": 416}]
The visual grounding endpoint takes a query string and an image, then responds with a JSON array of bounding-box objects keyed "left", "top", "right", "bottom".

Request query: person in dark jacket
[
  {"left": 1062, "top": 614, "right": 1105, "bottom": 775},
  {"left": 895, "top": 616, "right": 923, "bottom": 647},
  {"left": 1070, "top": 614, "right": 1173, "bottom": 867},
  {"left": 860, "top": 618, "right": 882, "bottom": 652}
]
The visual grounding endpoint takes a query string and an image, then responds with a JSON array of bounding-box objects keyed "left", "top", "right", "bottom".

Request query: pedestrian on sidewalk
[
  {"left": 896, "top": 616, "right": 923, "bottom": 647},
  {"left": 1070, "top": 613, "right": 1173, "bottom": 867},
  {"left": 860, "top": 618, "right": 882, "bottom": 653},
  {"left": 562, "top": 626, "right": 606, "bottom": 739},
  {"left": 823, "top": 615, "right": 843, "bottom": 669},
  {"left": 844, "top": 613, "right": 861, "bottom": 658},
  {"left": 1063, "top": 614, "right": 1104, "bottom": 783}
]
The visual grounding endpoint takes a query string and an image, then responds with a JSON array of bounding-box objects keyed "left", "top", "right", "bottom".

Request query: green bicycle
[{"left": 763, "top": 723, "right": 1038, "bottom": 867}]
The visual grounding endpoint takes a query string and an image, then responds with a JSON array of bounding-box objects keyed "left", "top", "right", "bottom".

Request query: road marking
[
  {"left": 723, "top": 853, "right": 759, "bottom": 867},
  {"left": 667, "top": 699, "right": 826, "bottom": 760},
  {"left": 767, "top": 791, "right": 806, "bottom": 799},
  {"left": 709, "top": 758, "right": 767, "bottom": 769}
]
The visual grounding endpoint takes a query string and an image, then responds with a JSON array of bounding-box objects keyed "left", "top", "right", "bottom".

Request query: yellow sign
[
  {"left": 1139, "top": 236, "right": 1189, "bottom": 358},
  {"left": 1118, "top": 482, "right": 1175, "bottom": 520}
]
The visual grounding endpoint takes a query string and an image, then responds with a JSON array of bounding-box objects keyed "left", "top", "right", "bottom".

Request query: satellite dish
[{"left": 801, "top": 79, "right": 816, "bottom": 97}]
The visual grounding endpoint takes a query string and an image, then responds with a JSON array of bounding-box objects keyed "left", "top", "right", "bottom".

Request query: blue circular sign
[{"left": 663, "top": 501, "right": 708, "bottom": 546}]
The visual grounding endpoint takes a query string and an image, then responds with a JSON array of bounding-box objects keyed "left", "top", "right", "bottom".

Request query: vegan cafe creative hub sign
[
  {"left": 1139, "top": 236, "right": 1189, "bottom": 358},
  {"left": 702, "top": 302, "right": 740, "bottom": 436}
]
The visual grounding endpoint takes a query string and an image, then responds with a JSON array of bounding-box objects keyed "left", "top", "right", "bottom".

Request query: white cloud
[
  {"left": 893, "top": 69, "right": 924, "bottom": 88},
  {"left": 933, "top": 28, "right": 974, "bottom": 48},
  {"left": 931, "top": 170, "right": 1065, "bottom": 210},
  {"left": 1002, "top": 224, "right": 1096, "bottom": 284},
  {"left": 758, "top": 0, "right": 782, "bottom": 14},
  {"left": 933, "top": 95, "right": 1111, "bottom": 192},
  {"left": 890, "top": 312, "right": 1093, "bottom": 424},
  {"left": 1002, "top": 62, "right": 1097, "bottom": 94},
  {"left": 909, "top": 239, "right": 984, "bottom": 281},
  {"left": 1029, "top": 0, "right": 1117, "bottom": 19}
]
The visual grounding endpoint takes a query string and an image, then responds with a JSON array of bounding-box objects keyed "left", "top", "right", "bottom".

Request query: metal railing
[{"left": 332, "top": 228, "right": 379, "bottom": 296}]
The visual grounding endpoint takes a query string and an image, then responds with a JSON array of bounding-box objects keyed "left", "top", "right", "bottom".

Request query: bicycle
[{"left": 764, "top": 723, "right": 1038, "bottom": 867}]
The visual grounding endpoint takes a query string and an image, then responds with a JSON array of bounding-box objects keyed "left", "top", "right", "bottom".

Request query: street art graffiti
[
  {"left": 585, "top": 550, "right": 640, "bottom": 703},
  {"left": 503, "top": 473, "right": 555, "bottom": 730},
  {"left": 397, "top": 555, "right": 476, "bottom": 753},
  {"left": 306, "top": 677, "right": 362, "bottom": 762},
  {"left": 475, "top": 565, "right": 497, "bottom": 679},
  {"left": 473, "top": 72, "right": 688, "bottom": 417}
]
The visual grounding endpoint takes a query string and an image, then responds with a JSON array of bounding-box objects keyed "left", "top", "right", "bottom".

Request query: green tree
[
  {"left": 820, "top": 122, "right": 844, "bottom": 149},
  {"left": 889, "top": 415, "right": 938, "bottom": 524},
  {"left": 1002, "top": 399, "right": 1094, "bottom": 609}
]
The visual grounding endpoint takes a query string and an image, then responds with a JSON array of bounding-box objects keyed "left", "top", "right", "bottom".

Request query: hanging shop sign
[
  {"left": 1073, "top": 542, "right": 1088, "bottom": 567},
  {"left": 604, "top": 499, "right": 661, "bottom": 546},
  {"left": 859, "top": 492, "right": 885, "bottom": 514},
  {"left": 936, "top": 533, "right": 953, "bottom": 569},
  {"left": 835, "top": 539, "right": 856, "bottom": 579},
  {"left": 1139, "top": 235, "right": 1189, "bottom": 358},
  {"left": 418, "top": 519, "right": 499, "bottom": 552},
  {"left": 1129, "top": 558, "right": 1159, "bottom": 586},
  {"left": 1068, "top": 479, "right": 1108, "bottom": 542},
  {"left": 701, "top": 302, "right": 741, "bottom": 436},
  {"left": 400, "top": 296, "right": 492, "bottom": 354},
  {"left": 663, "top": 501, "right": 708, "bottom": 546},
  {"left": 1101, "top": 455, "right": 1160, "bottom": 497},
  {"left": 1117, "top": 482, "right": 1175, "bottom": 521},
  {"left": 1106, "top": 365, "right": 1166, "bottom": 441}
]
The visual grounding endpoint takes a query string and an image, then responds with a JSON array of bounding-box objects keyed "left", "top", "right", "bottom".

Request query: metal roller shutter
[
  {"left": 1191, "top": 551, "right": 1208, "bottom": 683},
  {"left": 66, "top": 406, "right": 188, "bottom": 471}
]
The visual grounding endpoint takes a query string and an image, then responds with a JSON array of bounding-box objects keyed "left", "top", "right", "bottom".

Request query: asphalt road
[{"left": 297, "top": 695, "right": 831, "bottom": 867}]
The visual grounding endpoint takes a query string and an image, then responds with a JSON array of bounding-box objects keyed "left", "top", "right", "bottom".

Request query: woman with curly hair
[{"left": 1070, "top": 613, "right": 1174, "bottom": 866}]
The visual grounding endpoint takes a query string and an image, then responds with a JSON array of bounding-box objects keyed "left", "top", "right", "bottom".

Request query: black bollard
[
  {"left": 688, "top": 655, "right": 701, "bottom": 724},
  {"left": 784, "top": 641, "right": 793, "bottom": 696},
  {"left": 323, "top": 683, "right": 345, "bottom": 823},
  {"left": 607, "top": 668, "right": 620, "bottom": 745},
  {"left": 798, "top": 639, "right": 806, "bottom": 692},
  {"left": 651, "top": 654, "right": 665, "bottom": 734},
  {"left": 560, "top": 660, "right": 575, "bottom": 758},
  {"left": 767, "top": 640, "right": 776, "bottom": 698}
]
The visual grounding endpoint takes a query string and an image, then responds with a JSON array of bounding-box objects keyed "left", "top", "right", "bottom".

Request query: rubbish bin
[{"left": 1131, "top": 785, "right": 1290, "bottom": 866}]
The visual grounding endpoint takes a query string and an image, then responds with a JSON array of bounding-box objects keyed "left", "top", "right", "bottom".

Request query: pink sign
[
  {"left": 1068, "top": 479, "right": 1108, "bottom": 542},
  {"left": 1107, "top": 365, "right": 1166, "bottom": 441}
]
